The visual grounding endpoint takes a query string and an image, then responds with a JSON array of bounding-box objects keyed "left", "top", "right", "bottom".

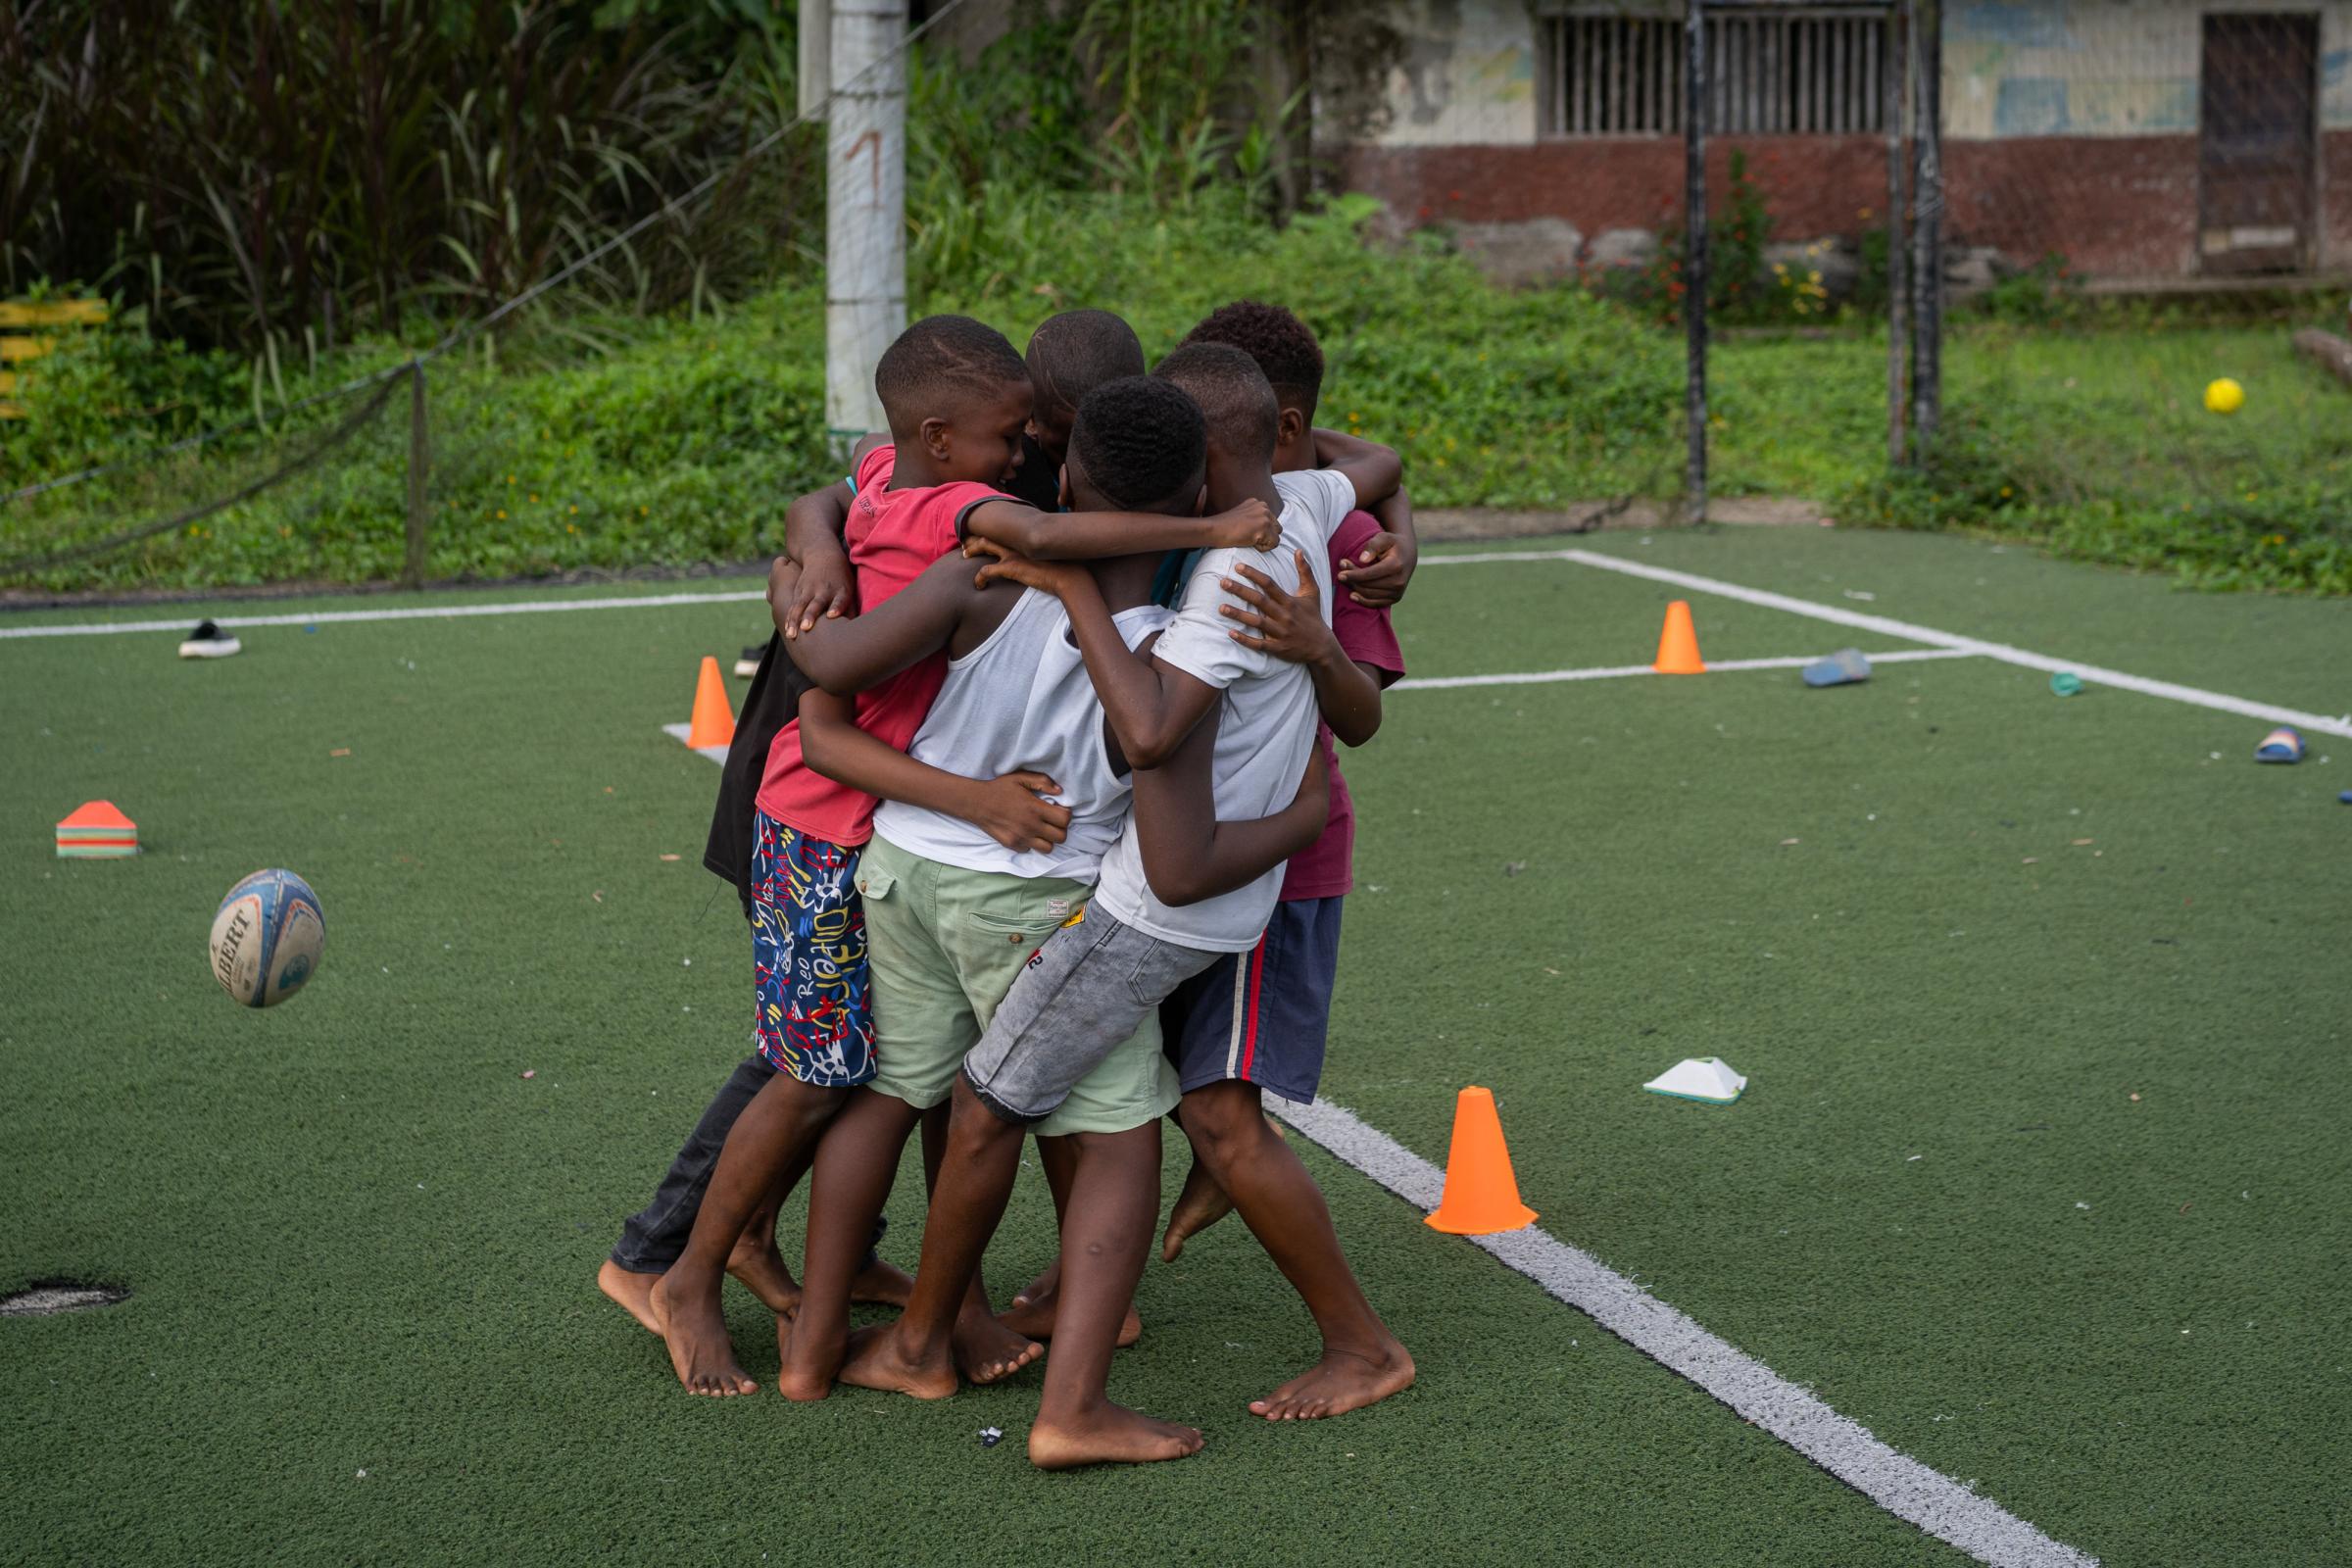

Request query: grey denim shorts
[{"left": 959, "top": 905, "right": 1218, "bottom": 1126}]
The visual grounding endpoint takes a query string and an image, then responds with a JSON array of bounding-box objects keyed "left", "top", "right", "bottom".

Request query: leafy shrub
[{"left": 0, "top": 0, "right": 811, "bottom": 362}]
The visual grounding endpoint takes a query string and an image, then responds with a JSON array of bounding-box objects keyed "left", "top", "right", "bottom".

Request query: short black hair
[
  {"left": 1151, "top": 342, "right": 1278, "bottom": 466},
  {"left": 1069, "top": 376, "right": 1206, "bottom": 513},
  {"left": 1026, "top": 310, "right": 1147, "bottom": 418},
  {"left": 1179, "top": 300, "right": 1324, "bottom": 418},
  {"left": 872, "top": 315, "right": 1029, "bottom": 439}
]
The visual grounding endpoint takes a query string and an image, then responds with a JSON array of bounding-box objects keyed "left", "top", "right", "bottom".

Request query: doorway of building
[{"left": 2199, "top": 13, "right": 2319, "bottom": 274}]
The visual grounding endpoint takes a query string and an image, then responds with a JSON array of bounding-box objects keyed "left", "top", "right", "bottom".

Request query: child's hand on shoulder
[
  {"left": 1337, "top": 530, "right": 1416, "bottom": 608},
  {"left": 774, "top": 552, "right": 858, "bottom": 638},
  {"left": 1219, "top": 548, "right": 1338, "bottom": 666},
  {"left": 964, "top": 535, "right": 1085, "bottom": 598},
  {"left": 1206, "top": 498, "right": 1280, "bottom": 552}
]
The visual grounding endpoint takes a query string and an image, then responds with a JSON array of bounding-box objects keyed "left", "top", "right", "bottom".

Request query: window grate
[{"left": 1542, "top": 11, "right": 1889, "bottom": 137}]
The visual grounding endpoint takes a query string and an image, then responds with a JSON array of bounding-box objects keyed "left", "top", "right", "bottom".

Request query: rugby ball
[{"left": 209, "top": 868, "right": 325, "bottom": 1007}]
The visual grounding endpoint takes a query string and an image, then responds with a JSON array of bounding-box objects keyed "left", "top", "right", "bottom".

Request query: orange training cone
[
  {"left": 1425, "top": 1086, "right": 1538, "bottom": 1235},
  {"left": 686, "top": 656, "right": 736, "bottom": 750},
  {"left": 1652, "top": 599, "right": 1706, "bottom": 674}
]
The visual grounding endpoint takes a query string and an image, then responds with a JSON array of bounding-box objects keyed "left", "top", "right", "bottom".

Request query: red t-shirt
[
  {"left": 1280, "top": 511, "right": 1406, "bottom": 901},
  {"left": 755, "top": 446, "right": 999, "bottom": 846}
]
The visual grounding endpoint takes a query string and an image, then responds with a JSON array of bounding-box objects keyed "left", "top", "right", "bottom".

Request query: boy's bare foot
[
  {"left": 774, "top": 1317, "right": 843, "bottom": 1403},
  {"left": 955, "top": 1312, "right": 1045, "bottom": 1384},
  {"left": 1160, "top": 1121, "right": 1280, "bottom": 1262},
  {"left": 1159, "top": 1156, "right": 1236, "bottom": 1262},
  {"left": 998, "top": 1276, "right": 1142, "bottom": 1348},
  {"left": 724, "top": 1233, "right": 802, "bottom": 1317},
  {"left": 647, "top": 1273, "right": 758, "bottom": 1396},
  {"left": 1011, "top": 1258, "right": 1059, "bottom": 1310},
  {"left": 1029, "top": 1403, "right": 1204, "bottom": 1470},
  {"left": 1249, "top": 1341, "right": 1416, "bottom": 1421},
  {"left": 850, "top": 1255, "right": 916, "bottom": 1310},
  {"left": 597, "top": 1259, "right": 664, "bottom": 1335},
  {"left": 836, "top": 1322, "right": 957, "bottom": 1400}
]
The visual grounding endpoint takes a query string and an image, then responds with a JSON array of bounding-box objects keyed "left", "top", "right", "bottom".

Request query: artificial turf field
[{"left": 3, "top": 525, "right": 2347, "bottom": 1566}]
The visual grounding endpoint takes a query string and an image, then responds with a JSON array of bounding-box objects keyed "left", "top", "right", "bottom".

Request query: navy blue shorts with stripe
[{"left": 1159, "top": 895, "right": 1343, "bottom": 1105}]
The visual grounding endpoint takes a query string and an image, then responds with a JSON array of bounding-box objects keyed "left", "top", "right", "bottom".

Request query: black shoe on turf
[
  {"left": 177, "top": 619, "right": 242, "bottom": 660},
  {"left": 733, "top": 644, "right": 762, "bottom": 679}
]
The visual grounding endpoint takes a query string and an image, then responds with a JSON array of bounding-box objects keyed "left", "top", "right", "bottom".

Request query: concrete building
[{"left": 1321, "top": 1, "right": 2352, "bottom": 284}]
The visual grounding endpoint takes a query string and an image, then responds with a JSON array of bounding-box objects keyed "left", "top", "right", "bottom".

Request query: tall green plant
[
  {"left": 0, "top": 0, "right": 810, "bottom": 372},
  {"left": 1074, "top": 0, "right": 1269, "bottom": 208}
]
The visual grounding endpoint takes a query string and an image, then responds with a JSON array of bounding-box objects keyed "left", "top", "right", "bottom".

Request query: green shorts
[{"left": 855, "top": 834, "right": 1179, "bottom": 1137}]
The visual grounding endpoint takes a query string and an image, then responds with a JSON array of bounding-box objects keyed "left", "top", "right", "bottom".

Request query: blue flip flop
[
  {"left": 2255, "top": 726, "right": 2305, "bottom": 763},
  {"left": 1802, "top": 648, "right": 1871, "bottom": 688}
]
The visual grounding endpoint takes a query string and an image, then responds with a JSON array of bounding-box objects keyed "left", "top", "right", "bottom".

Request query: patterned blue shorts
[{"left": 750, "top": 811, "right": 874, "bottom": 1088}]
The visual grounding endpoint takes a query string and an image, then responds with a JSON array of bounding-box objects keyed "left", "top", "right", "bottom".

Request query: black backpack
[{"left": 702, "top": 632, "right": 812, "bottom": 920}]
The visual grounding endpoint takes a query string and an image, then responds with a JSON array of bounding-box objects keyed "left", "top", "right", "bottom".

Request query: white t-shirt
[
  {"left": 875, "top": 591, "right": 1172, "bottom": 881},
  {"left": 1092, "top": 466, "right": 1359, "bottom": 952}
]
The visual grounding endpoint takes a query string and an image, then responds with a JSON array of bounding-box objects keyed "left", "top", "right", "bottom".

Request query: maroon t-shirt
[{"left": 1279, "top": 511, "right": 1405, "bottom": 902}]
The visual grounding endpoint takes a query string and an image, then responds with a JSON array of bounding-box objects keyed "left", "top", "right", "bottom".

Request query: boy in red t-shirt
[{"left": 647, "top": 315, "right": 1276, "bottom": 1398}]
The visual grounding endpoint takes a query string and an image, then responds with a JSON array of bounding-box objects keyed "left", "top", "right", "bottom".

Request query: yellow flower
[
  {"left": 639, "top": 505, "right": 649, "bottom": 516},
  {"left": 507, "top": 474, "right": 516, "bottom": 485},
  {"left": 568, "top": 505, "right": 578, "bottom": 515},
  {"left": 496, "top": 509, "right": 508, "bottom": 519}
]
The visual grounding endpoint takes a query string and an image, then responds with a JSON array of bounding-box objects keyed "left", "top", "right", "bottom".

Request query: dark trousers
[{"left": 607, "top": 1051, "right": 885, "bottom": 1274}]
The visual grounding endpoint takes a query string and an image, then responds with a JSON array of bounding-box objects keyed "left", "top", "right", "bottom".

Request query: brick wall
[
  {"left": 1334, "top": 131, "right": 2348, "bottom": 278},
  {"left": 1331, "top": 135, "right": 1892, "bottom": 245},
  {"left": 1943, "top": 136, "right": 2197, "bottom": 276}
]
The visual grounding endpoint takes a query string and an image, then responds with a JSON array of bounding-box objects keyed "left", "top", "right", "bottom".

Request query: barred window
[{"left": 1541, "top": 10, "right": 1891, "bottom": 137}]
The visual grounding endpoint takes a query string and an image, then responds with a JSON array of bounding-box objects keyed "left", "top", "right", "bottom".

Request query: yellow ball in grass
[{"left": 2204, "top": 377, "right": 2245, "bottom": 415}]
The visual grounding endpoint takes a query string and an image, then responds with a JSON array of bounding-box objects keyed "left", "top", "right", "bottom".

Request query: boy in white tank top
[{"left": 767, "top": 378, "right": 1331, "bottom": 1453}]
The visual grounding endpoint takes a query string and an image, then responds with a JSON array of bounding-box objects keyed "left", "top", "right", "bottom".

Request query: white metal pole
[
  {"left": 799, "top": 0, "right": 831, "bottom": 122},
  {"left": 823, "top": 0, "right": 905, "bottom": 455}
]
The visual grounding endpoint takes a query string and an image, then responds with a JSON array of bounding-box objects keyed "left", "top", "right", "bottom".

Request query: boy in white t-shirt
[{"left": 838, "top": 344, "right": 1400, "bottom": 1465}]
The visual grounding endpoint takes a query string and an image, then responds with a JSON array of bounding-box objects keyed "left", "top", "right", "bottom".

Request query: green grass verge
[{"left": 7, "top": 195, "right": 2345, "bottom": 595}]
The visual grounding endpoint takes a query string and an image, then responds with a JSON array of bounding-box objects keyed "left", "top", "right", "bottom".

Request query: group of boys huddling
[{"left": 597, "top": 301, "right": 1418, "bottom": 1469}]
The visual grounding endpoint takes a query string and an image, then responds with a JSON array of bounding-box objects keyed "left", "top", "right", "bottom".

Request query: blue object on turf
[
  {"left": 2049, "top": 671, "right": 2083, "bottom": 697},
  {"left": 2254, "top": 726, "right": 2305, "bottom": 763},
  {"left": 1802, "top": 648, "right": 1871, "bottom": 688}
]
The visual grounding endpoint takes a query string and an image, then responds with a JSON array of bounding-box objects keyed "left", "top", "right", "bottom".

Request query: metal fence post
[
  {"left": 1684, "top": 0, "right": 1708, "bottom": 523},
  {"left": 405, "top": 359, "right": 429, "bottom": 589},
  {"left": 1910, "top": 0, "right": 1943, "bottom": 447},
  {"left": 1886, "top": 0, "right": 1910, "bottom": 465}
]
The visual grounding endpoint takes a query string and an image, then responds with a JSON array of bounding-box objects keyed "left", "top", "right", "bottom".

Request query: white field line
[
  {"left": 1268, "top": 1093, "right": 2099, "bottom": 1568},
  {"left": 1394, "top": 647, "right": 1975, "bottom": 691},
  {"left": 1422, "top": 547, "right": 2352, "bottom": 738},
  {"left": 0, "top": 589, "right": 766, "bottom": 639}
]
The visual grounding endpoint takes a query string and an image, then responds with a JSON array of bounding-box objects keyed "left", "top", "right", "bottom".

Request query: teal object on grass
[
  {"left": 2049, "top": 671, "right": 2083, "bottom": 697},
  {"left": 2254, "top": 726, "right": 2304, "bottom": 763}
]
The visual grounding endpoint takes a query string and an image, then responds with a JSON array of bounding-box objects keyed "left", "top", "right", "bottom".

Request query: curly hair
[
  {"left": 1068, "top": 376, "right": 1205, "bottom": 512},
  {"left": 1178, "top": 300, "right": 1325, "bottom": 418},
  {"left": 872, "top": 315, "right": 1028, "bottom": 439},
  {"left": 1150, "top": 341, "right": 1278, "bottom": 466}
]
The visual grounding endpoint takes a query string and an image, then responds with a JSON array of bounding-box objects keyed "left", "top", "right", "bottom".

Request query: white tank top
[{"left": 873, "top": 590, "right": 1173, "bottom": 881}]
